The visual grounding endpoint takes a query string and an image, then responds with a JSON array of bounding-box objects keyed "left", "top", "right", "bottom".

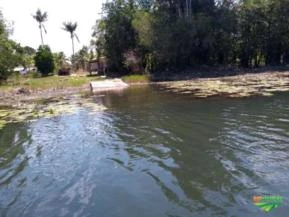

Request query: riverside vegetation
[
  {"left": 3, "top": 0, "right": 289, "bottom": 80},
  {"left": 3, "top": 1, "right": 289, "bottom": 103},
  {"left": 93, "top": 0, "right": 289, "bottom": 74}
]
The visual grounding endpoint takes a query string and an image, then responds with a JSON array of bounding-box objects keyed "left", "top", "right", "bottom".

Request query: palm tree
[
  {"left": 62, "top": 22, "right": 79, "bottom": 56},
  {"left": 32, "top": 9, "right": 48, "bottom": 46}
]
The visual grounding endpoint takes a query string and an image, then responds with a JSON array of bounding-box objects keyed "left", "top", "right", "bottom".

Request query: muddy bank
[
  {"left": 0, "top": 85, "right": 90, "bottom": 107},
  {"left": 159, "top": 71, "right": 289, "bottom": 98}
]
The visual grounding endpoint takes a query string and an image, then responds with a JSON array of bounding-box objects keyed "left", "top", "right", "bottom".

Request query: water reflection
[
  {"left": 0, "top": 122, "right": 32, "bottom": 215},
  {"left": 106, "top": 89, "right": 235, "bottom": 216},
  {"left": 1, "top": 87, "right": 289, "bottom": 217}
]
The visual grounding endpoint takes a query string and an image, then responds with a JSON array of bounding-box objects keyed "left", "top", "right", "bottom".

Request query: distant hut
[{"left": 89, "top": 57, "right": 107, "bottom": 75}]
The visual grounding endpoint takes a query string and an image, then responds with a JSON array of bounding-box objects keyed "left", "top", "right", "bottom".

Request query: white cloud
[{"left": 0, "top": 0, "right": 104, "bottom": 56}]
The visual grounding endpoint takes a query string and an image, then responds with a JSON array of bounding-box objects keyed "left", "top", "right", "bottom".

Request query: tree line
[
  {"left": 2, "top": 0, "right": 289, "bottom": 81},
  {"left": 0, "top": 8, "right": 83, "bottom": 80},
  {"left": 92, "top": 0, "right": 289, "bottom": 75}
]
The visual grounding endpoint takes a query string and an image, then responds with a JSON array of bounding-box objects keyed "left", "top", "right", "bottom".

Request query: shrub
[
  {"left": 58, "top": 62, "right": 71, "bottom": 76},
  {"left": 0, "top": 32, "right": 19, "bottom": 81},
  {"left": 34, "top": 45, "right": 55, "bottom": 76},
  {"left": 0, "top": 39, "right": 22, "bottom": 82}
]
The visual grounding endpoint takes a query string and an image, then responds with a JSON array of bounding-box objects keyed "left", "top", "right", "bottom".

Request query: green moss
[
  {"left": 0, "top": 119, "right": 7, "bottom": 130},
  {"left": 0, "top": 110, "right": 10, "bottom": 118},
  {"left": 121, "top": 74, "right": 150, "bottom": 83},
  {"left": 49, "top": 108, "right": 54, "bottom": 114}
]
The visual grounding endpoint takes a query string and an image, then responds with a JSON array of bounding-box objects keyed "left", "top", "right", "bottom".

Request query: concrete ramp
[{"left": 90, "top": 79, "right": 128, "bottom": 93}]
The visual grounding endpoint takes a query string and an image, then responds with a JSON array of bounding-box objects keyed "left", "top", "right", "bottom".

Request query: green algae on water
[
  {"left": 0, "top": 95, "right": 107, "bottom": 126},
  {"left": 0, "top": 119, "right": 7, "bottom": 130}
]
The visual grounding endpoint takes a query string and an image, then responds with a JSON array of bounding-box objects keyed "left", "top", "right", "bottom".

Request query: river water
[{"left": 1, "top": 86, "right": 289, "bottom": 217}]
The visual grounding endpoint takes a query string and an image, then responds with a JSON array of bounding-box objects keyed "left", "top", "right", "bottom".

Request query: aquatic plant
[
  {"left": 0, "top": 119, "right": 6, "bottom": 130},
  {"left": 162, "top": 72, "right": 289, "bottom": 98},
  {"left": 0, "top": 95, "right": 106, "bottom": 128}
]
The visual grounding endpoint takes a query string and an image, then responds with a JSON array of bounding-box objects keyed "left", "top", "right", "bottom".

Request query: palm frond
[
  {"left": 32, "top": 9, "right": 47, "bottom": 23},
  {"left": 42, "top": 24, "right": 47, "bottom": 34},
  {"left": 62, "top": 21, "right": 78, "bottom": 34},
  {"left": 74, "top": 33, "right": 80, "bottom": 43}
]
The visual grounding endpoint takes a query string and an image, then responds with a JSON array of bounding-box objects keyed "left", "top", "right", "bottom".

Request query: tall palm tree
[
  {"left": 62, "top": 22, "right": 79, "bottom": 56},
  {"left": 32, "top": 9, "right": 48, "bottom": 46}
]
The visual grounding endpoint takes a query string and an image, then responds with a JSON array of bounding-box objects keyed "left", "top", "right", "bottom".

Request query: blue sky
[{"left": 0, "top": 0, "right": 105, "bottom": 56}]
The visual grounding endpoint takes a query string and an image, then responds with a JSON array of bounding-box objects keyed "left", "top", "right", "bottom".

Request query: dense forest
[{"left": 92, "top": 0, "right": 289, "bottom": 75}]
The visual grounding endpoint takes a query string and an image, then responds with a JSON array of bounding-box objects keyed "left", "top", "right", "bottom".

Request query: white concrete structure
[{"left": 90, "top": 79, "right": 128, "bottom": 93}]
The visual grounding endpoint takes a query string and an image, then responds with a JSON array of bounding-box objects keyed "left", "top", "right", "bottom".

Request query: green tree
[
  {"left": 265, "top": 0, "right": 289, "bottom": 65},
  {"left": 23, "top": 46, "right": 36, "bottom": 56},
  {"left": 62, "top": 22, "right": 79, "bottom": 56},
  {"left": 102, "top": 0, "right": 137, "bottom": 73},
  {"left": 32, "top": 9, "right": 48, "bottom": 46},
  {"left": 18, "top": 46, "right": 36, "bottom": 68},
  {"left": 92, "top": 20, "right": 106, "bottom": 64},
  {"left": 53, "top": 52, "right": 66, "bottom": 72},
  {"left": 0, "top": 11, "right": 21, "bottom": 81},
  {"left": 132, "top": 10, "right": 155, "bottom": 72},
  {"left": 213, "top": 0, "right": 238, "bottom": 65},
  {"left": 73, "top": 46, "right": 90, "bottom": 70},
  {"left": 94, "top": 0, "right": 289, "bottom": 75},
  {"left": 34, "top": 45, "right": 55, "bottom": 76},
  {"left": 0, "top": 39, "right": 18, "bottom": 81}
]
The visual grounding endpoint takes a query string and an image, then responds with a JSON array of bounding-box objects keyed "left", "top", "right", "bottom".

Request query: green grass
[
  {"left": 0, "top": 74, "right": 150, "bottom": 91},
  {"left": 0, "top": 75, "right": 103, "bottom": 91},
  {"left": 121, "top": 74, "right": 150, "bottom": 83}
]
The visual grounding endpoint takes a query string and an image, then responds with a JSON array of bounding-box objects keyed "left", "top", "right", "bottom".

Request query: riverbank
[
  {"left": 2, "top": 70, "right": 289, "bottom": 129},
  {"left": 0, "top": 75, "right": 107, "bottom": 129},
  {"left": 0, "top": 75, "right": 103, "bottom": 106},
  {"left": 2, "top": 70, "right": 289, "bottom": 106},
  {"left": 0, "top": 74, "right": 151, "bottom": 106}
]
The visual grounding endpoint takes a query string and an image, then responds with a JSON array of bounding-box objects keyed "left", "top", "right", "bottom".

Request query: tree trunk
[
  {"left": 71, "top": 34, "right": 75, "bottom": 56},
  {"left": 39, "top": 24, "right": 44, "bottom": 46},
  {"left": 177, "top": 0, "right": 182, "bottom": 18},
  {"left": 188, "top": 0, "right": 192, "bottom": 19},
  {"left": 71, "top": 34, "right": 75, "bottom": 72},
  {"left": 186, "top": 0, "right": 189, "bottom": 18}
]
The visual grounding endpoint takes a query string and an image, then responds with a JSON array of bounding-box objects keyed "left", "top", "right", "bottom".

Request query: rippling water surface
[{"left": 1, "top": 86, "right": 289, "bottom": 217}]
